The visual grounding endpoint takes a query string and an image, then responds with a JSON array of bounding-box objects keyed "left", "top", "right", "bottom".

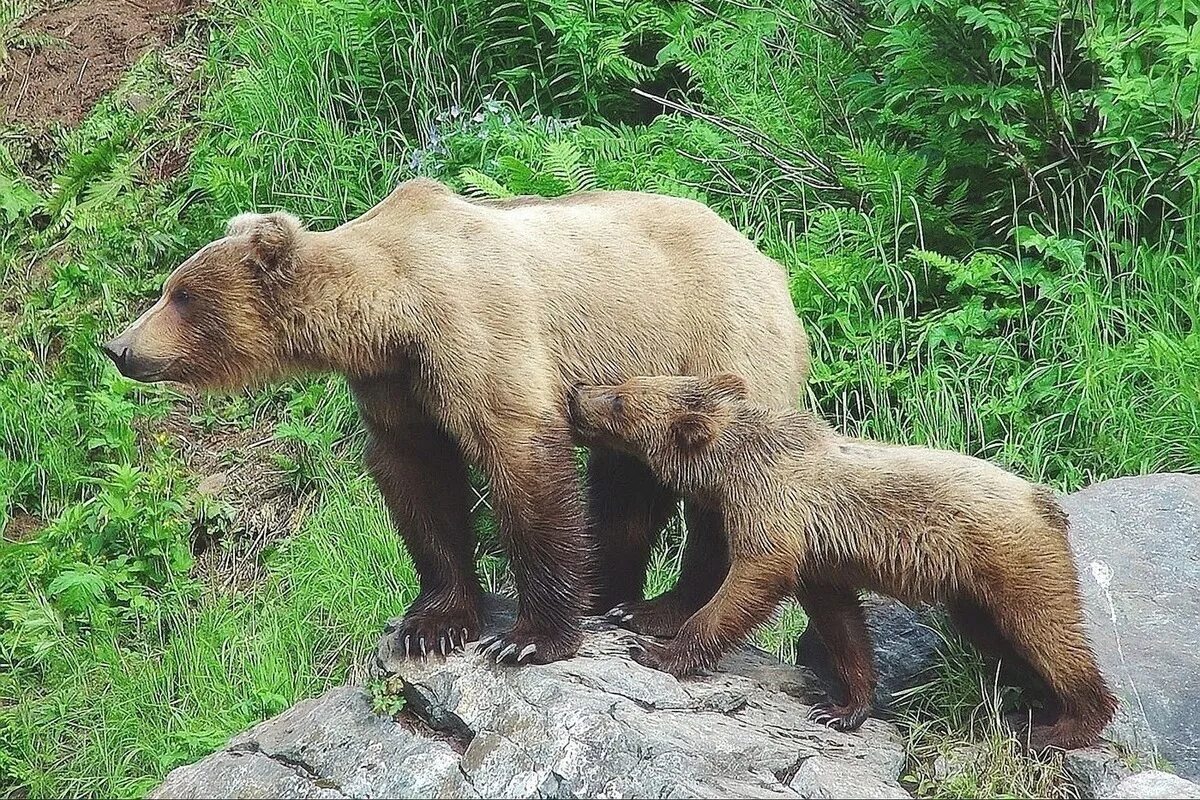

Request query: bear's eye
[
  {"left": 611, "top": 394, "right": 626, "bottom": 416},
  {"left": 173, "top": 288, "right": 193, "bottom": 307}
]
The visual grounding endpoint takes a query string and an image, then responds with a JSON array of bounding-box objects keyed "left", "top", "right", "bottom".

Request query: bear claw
[
  {"left": 476, "top": 627, "right": 579, "bottom": 665},
  {"left": 806, "top": 702, "right": 869, "bottom": 732},
  {"left": 386, "top": 612, "right": 478, "bottom": 661},
  {"left": 604, "top": 596, "right": 693, "bottom": 638}
]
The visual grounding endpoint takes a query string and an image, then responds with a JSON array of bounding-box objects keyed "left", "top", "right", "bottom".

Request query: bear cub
[{"left": 568, "top": 373, "right": 1116, "bottom": 750}]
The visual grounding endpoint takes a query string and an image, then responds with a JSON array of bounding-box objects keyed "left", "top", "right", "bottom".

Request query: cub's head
[
  {"left": 102, "top": 212, "right": 303, "bottom": 391},
  {"left": 568, "top": 372, "right": 749, "bottom": 485}
]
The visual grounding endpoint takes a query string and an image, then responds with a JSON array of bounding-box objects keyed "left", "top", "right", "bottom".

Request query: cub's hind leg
[
  {"left": 977, "top": 579, "right": 1116, "bottom": 749},
  {"left": 798, "top": 584, "right": 876, "bottom": 732},
  {"left": 948, "top": 597, "right": 1051, "bottom": 704}
]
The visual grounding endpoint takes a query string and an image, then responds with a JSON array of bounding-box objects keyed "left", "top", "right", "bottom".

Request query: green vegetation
[
  {"left": 894, "top": 620, "right": 1072, "bottom": 797},
  {"left": 1, "top": 0, "right": 1196, "bottom": 796}
]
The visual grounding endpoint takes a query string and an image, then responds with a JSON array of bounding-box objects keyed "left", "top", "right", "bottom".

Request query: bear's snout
[
  {"left": 101, "top": 331, "right": 172, "bottom": 382},
  {"left": 101, "top": 337, "right": 131, "bottom": 373},
  {"left": 566, "top": 383, "right": 588, "bottom": 422},
  {"left": 568, "top": 383, "right": 614, "bottom": 431}
]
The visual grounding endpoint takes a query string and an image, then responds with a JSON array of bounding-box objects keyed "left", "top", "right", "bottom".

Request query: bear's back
[{"left": 345, "top": 181, "right": 808, "bottom": 408}]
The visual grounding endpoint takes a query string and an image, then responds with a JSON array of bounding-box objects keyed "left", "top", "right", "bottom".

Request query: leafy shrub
[
  {"left": 192, "top": 0, "right": 689, "bottom": 222},
  {"left": 818, "top": 0, "right": 1199, "bottom": 247}
]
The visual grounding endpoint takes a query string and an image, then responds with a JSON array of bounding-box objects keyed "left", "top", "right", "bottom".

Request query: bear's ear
[
  {"left": 225, "top": 211, "right": 302, "bottom": 282},
  {"left": 704, "top": 372, "right": 749, "bottom": 403},
  {"left": 673, "top": 411, "right": 720, "bottom": 451}
]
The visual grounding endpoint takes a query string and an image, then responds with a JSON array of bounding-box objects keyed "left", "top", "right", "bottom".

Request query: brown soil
[
  {"left": 0, "top": 0, "right": 196, "bottom": 129},
  {"left": 137, "top": 395, "right": 307, "bottom": 593},
  {"left": 3, "top": 512, "right": 44, "bottom": 542}
]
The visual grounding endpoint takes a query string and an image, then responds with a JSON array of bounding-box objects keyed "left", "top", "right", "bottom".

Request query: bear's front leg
[
  {"left": 631, "top": 554, "right": 794, "bottom": 677},
  {"left": 366, "top": 423, "right": 483, "bottom": 658},
  {"left": 474, "top": 425, "right": 587, "bottom": 664}
]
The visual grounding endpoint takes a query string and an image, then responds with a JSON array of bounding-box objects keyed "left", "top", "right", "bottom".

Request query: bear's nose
[{"left": 101, "top": 339, "right": 129, "bottom": 373}]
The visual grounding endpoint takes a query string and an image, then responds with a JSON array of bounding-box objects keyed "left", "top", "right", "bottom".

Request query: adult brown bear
[{"left": 102, "top": 179, "right": 809, "bottom": 663}]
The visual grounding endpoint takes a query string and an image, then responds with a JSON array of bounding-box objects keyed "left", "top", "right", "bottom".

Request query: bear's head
[
  {"left": 568, "top": 372, "right": 749, "bottom": 484},
  {"left": 102, "top": 212, "right": 304, "bottom": 391}
]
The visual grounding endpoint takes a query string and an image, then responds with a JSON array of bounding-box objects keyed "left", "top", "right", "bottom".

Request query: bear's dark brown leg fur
[
  {"left": 610, "top": 502, "right": 730, "bottom": 637},
  {"left": 365, "top": 421, "right": 482, "bottom": 657},
  {"left": 587, "top": 448, "right": 677, "bottom": 613},
  {"left": 975, "top": 583, "right": 1117, "bottom": 750},
  {"left": 632, "top": 555, "right": 794, "bottom": 676},
  {"left": 948, "top": 597, "right": 1051, "bottom": 702},
  {"left": 475, "top": 424, "right": 589, "bottom": 664},
  {"left": 799, "top": 585, "right": 877, "bottom": 732}
]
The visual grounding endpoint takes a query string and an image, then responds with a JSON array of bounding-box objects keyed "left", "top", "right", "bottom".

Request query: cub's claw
[
  {"left": 517, "top": 644, "right": 538, "bottom": 662},
  {"left": 807, "top": 706, "right": 837, "bottom": 726},
  {"left": 807, "top": 702, "right": 870, "bottom": 732},
  {"left": 604, "top": 596, "right": 692, "bottom": 638}
]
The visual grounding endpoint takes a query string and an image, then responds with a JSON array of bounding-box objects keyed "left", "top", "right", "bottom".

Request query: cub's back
[
  {"left": 780, "top": 429, "right": 1061, "bottom": 600},
  {"left": 820, "top": 438, "right": 1047, "bottom": 537}
]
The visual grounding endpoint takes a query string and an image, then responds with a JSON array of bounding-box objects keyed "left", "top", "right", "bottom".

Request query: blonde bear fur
[
  {"left": 568, "top": 372, "right": 1116, "bottom": 749},
  {"left": 102, "top": 179, "right": 810, "bottom": 664}
]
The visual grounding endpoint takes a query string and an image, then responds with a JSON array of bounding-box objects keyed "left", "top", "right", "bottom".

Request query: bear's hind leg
[
  {"left": 587, "top": 448, "right": 677, "bottom": 614},
  {"left": 979, "top": 584, "right": 1117, "bottom": 749},
  {"left": 948, "top": 597, "right": 1051, "bottom": 705},
  {"left": 798, "top": 585, "right": 877, "bottom": 732},
  {"left": 611, "top": 502, "right": 730, "bottom": 638},
  {"left": 367, "top": 423, "right": 482, "bottom": 658}
]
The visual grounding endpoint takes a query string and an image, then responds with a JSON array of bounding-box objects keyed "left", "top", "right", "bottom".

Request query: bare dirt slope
[{"left": 1, "top": 0, "right": 195, "bottom": 128}]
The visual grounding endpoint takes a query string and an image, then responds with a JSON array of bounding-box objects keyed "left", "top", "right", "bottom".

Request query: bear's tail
[{"left": 1031, "top": 485, "right": 1070, "bottom": 537}]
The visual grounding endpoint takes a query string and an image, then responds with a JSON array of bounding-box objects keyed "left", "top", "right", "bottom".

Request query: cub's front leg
[
  {"left": 797, "top": 583, "right": 877, "bottom": 732},
  {"left": 607, "top": 502, "right": 731, "bottom": 638},
  {"left": 631, "top": 552, "right": 796, "bottom": 677}
]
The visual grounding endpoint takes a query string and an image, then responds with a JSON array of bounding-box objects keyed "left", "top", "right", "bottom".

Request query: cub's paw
[
  {"left": 628, "top": 637, "right": 707, "bottom": 678},
  {"left": 476, "top": 624, "right": 581, "bottom": 665},
  {"left": 806, "top": 701, "right": 871, "bottom": 732},
  {"left": 605, "top": 595, "right": 693, "bottom": 638},
  {"left": 382, "top": 612, "right": 479, "bottom": 661}
]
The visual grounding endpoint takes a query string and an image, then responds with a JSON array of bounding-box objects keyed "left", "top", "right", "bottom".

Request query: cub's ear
[
  {"left": 673, "top": 411, "right": 720, "bottom": 450},
  {"left": 704, "top": 372, "right": 749, "bottom": 402},
  {"left": 225, "top": 211, "right": 302, "bottom": 281}
]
